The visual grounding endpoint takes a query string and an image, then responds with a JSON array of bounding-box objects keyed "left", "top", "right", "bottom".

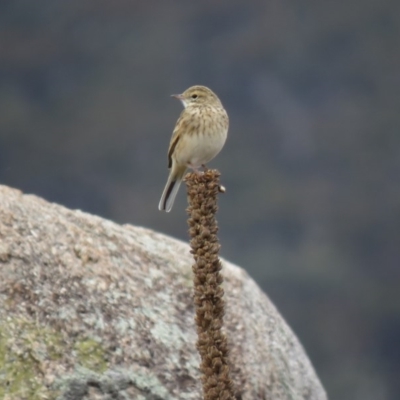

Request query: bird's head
[{"left": 171, "top": 85, "right": 221, "bottom": 108}]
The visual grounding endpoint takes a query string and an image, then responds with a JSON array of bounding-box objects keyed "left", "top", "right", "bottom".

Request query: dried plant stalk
[{"left": 185, "top": 169, "right": 235, "bottom": 400}]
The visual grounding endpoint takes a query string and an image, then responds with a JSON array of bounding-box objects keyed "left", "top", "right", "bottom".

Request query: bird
[{"left": 158, "top": 85, "right": 229, "bottom": 212}]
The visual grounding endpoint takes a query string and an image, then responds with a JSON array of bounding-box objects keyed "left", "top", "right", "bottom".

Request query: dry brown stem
[{"left": 185, "top": 169, "right": 235, "bottom": 400}]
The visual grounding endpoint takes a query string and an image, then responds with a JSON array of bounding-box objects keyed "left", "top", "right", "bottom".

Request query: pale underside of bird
[{"left": 158, "top": 85, "right": 229, "bottom": 212}]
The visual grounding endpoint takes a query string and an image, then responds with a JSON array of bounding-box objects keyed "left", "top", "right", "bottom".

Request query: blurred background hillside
[{"left": 1, "top": 1, "right": 399, "bottom": 399}]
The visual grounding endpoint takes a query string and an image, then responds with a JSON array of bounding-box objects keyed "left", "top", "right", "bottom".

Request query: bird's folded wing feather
[{"left": 167, "top": 108, "right": 193, "bottom": 168}]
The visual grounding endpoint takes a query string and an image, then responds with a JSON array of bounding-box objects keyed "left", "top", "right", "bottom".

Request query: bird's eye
[{"left": 191, "top": 94, "right": 198, "bottom": 99}]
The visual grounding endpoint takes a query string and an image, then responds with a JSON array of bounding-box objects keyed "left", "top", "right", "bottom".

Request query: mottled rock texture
[{"left": 0, "top": 185, "right": 327, "bottom": 400}]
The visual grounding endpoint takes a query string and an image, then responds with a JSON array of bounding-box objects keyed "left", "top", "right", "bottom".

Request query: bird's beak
[{"left": 171, "top": 94, "right": 184, "bottom": 100}]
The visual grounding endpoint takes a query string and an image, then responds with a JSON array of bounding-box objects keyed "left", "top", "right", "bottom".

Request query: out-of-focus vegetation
[{"left": 1, "top": 1, "right": 399, "bottom": 399}]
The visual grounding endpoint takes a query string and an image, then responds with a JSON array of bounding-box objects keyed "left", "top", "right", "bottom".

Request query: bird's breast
[{"left": 173, "top": 107, "right": 228, "bottom": 168}]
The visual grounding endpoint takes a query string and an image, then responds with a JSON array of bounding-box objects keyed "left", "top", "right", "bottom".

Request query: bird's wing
[
  {"left": 168, "top": 134, "right": 180, "bottom": 168},
  {"left": 167, "top": 109, "right": 192, "bottom": 168}
]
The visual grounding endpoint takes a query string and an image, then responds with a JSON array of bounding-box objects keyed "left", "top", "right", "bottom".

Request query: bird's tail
[{"left": 158, "top": 165, "right": 187, "bottom": 212}]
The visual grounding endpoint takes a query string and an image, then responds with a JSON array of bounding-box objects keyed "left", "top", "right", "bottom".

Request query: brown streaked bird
[{"left": 158, "top": 85, "right": 229, "bottom": 212}]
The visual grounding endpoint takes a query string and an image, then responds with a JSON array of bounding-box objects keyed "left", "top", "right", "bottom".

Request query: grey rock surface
[{"left": 0, "top": 185, "right": 327, "bottom": 400}]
